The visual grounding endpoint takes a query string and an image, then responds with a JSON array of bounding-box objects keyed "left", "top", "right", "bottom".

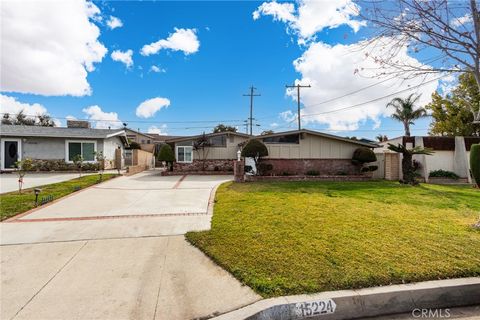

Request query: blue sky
[{"left": 1, "top": 0, "right": 451, "bottom": 139}]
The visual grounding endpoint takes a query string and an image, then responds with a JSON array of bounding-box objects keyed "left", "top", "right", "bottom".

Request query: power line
[
  {"left": 0, "top": 113, "right": 245, "bottom": 125},
  {"left": 300, "top": 75, "right": 443, "bottom": 118}
]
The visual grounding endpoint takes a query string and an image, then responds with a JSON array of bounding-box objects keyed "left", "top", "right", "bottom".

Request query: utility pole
[
  {"left": 243, "top": 86, "right": 260, "bottom": 136},
  {"left": 285, "top": 83, "right": 311, "bottom": 130},
  {"left": 243, "top": 120, "right": 249, "bottom": 134}
]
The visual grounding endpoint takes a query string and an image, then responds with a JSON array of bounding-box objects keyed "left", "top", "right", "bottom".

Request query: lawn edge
[{"left": 2, "top": 174, "right": 121, "bottom": 222}]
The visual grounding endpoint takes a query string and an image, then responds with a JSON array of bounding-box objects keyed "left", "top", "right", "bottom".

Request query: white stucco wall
[{"left": 425, "top": 150, "right": 455, "bottom": 173}]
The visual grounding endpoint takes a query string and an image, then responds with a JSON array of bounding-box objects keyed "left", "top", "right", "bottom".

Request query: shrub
[
  {"left": 361, "top": 165, "right": 378, "bottom": 173},
  {"left": 244, "top": 165, "right": 253, "bottom": 173},
  {"left": 352, "top": 147, "right": 377, "bottom": 165},
  {"left": 429, "top": 170, "right": 459, "bottom": 179},
  {"left": 257, "top": 163, "right": 273, "bottom": 175},
  {"left": 470, "top": 144, "right": 480, "bottom": 187},
  {"left": 241, "top": 139, "right": 268, "bottom": 159},
  {"left": 306, "top": 170, "right": 320, "bottom": 176},
  {"left": 241, "top": 139, "right": 268, "bottom": 175},
  {"left": 157, "top": 144, "right": 175, "bottom": 162},
  {"left": 128, "top": 141, "right": 141, "bottom": 150},
  {"left": 281, "top": 172, "right": 291, "bottom": 176},
  {"left": 336, "top": 171, "right": 348, "bottom": 176}
]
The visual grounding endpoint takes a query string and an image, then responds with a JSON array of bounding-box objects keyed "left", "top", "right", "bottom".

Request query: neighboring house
[
  {"left": 257, "top": 129, "right": 378, "bottom": 175},
  {"left": 165, "top": 129, "right": 377, "bottom": 174},
  {"left": 165, "top": 131, "right": 250, "bottom": 171},
  {"left": 0, "top": 121, "right": 128, "bottom": 171},
  {"left": 375, "top": 136, "right": 480, "bottom": 182}
]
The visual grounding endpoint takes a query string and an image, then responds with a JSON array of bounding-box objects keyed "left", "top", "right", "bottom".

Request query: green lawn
[
  {"left": 0, "top": 174, "right": 118, "bottom": 221},
  {"left": 186, "top": 181, "right": 480, "bottom": 298}
]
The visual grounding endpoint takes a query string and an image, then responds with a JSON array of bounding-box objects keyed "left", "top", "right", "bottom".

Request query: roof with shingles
[{"left": 0, "top": 125, "right": 127, "bottom": 139}]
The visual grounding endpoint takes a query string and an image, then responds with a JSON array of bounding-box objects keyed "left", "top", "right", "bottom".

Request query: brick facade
[
  {"left": 245, "top": 175, "right": 371, "bottom": 182},
  {"left": 260, "top": 158, "right": 360, "bottom": 176},
  {"left": 173, "top": 159, "right": 234, "bottom": 173}
]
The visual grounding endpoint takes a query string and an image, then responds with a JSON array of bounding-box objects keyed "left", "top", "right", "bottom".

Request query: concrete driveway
[{"left": 1, "top": 171, "right": 260, "bottom": 320}]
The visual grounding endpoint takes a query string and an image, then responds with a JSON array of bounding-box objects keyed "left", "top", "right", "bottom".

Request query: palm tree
[
  {"left": 387, "top": 143, "right": 433, "bottom": 185},
  {"left": 386, "top": 93, "right": 427, "bottom": 136}
]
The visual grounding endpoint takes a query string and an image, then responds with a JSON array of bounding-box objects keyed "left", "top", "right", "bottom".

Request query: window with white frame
[
  {"left": 176, "top": 146, "right": 193, "bottom": 163},
  {"left": 66, "top": 141, "right": 96, "bottom": 162}
]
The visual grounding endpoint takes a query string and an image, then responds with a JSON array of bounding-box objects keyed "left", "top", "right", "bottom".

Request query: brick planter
[
  {"left": 428, "top": 177, "right": 469, "bottom": 184},
  {"left": 161, "top": 171, "right": 232, "bottom": 176},
  {"left": 260, "top": 159, "right": 360, "bottom": 176},
  {"left": 173, "top": 159, "right": 235, "bottom": 172},
  {"left": 245, "top": 175, "right": 372, "bottom": 182}
]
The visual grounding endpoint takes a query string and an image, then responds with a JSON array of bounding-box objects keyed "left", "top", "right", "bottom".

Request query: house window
[
  {"left": 263, "top": 134, "right": 300, "bottom": 144},
  {"left": 209, "top": 135, "right": 226, "bottom": 147},
  {"left": 176, "top": 146, "right": 193, "bottom": 163},
  {"left": 66, "top": 141, "right": 96, "bottom": 162}
]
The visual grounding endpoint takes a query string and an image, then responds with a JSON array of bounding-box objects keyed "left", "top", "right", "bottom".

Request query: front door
[{"left": 2, "top": 139, "right": 21, "bottom": 170}]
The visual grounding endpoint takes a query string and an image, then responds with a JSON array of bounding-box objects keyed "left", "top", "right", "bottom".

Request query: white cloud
[
  {"left": 66, "top": 115, "right": 77, "bottom": 120},
  {"left": 0, "top": 94, "right": 48, "bottom": 117},
  {"left": 82, "top": 105, "right": 122, "bottom": 129},
  {"left": 0, "top": 94, "right": 62, "bottom": 126},
  {"left": 140, "top": 28, "right": 200, "bottom": 56},
  {"left": 253, "top": 0, "right": 365, "bottom": 41},
  {"left": 106, "top": 16, "right": 123, "bottom": 29},
  {"left": 148, "top": 124, "right": 168, "bottom": 135},
  {"left": 135, "top": 97, "right": 170, "bottom": 118},
  {"left": 1, "top": 0, "right": 107, "bottom": 96},
  {"left": 111, "top": 49, "right": 133, "bottom": 68},
  {"left": 150, "top": 65, "right": 166, "bottom": 73},
  {"left": 287, "top": 39, "right": 439, "bottom": 130},
  {"left": 270, "top": 122, "right": 279, "bottom": 128},
  {"left": 253, "top": 1, "right": 296, "bottom": 22},
  {"left": 451, "top": 13, "right": 472, "bottom": 28}
]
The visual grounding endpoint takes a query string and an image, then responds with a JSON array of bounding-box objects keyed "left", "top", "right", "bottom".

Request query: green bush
[
  {"left": 470, "top": 144, "right": 480, "bottom": 187},
  {"left": 128, "top": 141, "right": 141, "bottom": 150},
  {"left": 361, "top": 165, "right": 379, "bottom": 173},
  {"left": 157, "top": 144, "right": 175, "bottom": 162},
  {"left": 352, "top": 147, "right": 377, "bottom": 165},
  {"left": 241, "top": 139, "right": 268, "bottom": 159},
  {"left": 257, "top": 163, "right": 273, "bottom": 175},
  {"left": 306, "top": 170, "right": 320, "bottom": 176},
  {"left": 429, "top": 170, "right": 459, "bottom": 179}
]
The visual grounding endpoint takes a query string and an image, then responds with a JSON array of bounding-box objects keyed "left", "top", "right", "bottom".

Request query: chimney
[{"left": 67, "top": 120, "right": 91, "bottom": 129}]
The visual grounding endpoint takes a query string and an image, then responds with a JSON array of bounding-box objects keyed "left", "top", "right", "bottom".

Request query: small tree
[
  {"left": 15, "top": 158, "right": 33, "bottom": 194},
  {"left": 352, "top": 147, "right": 377, "bottom": 173},
  {"left": 241, "top": 139, "right": 268, "bottom": 175},
  {"left": 193, "top": 133, "right": 212, "bottom": 171},
  {"left": 388, "top": 143, "right": 433, "bottom": 185},
  {"left": 72, "top": 155, "right": 84, "bottom": 177},
  {"left": 213, "top": 124, "right": 237, "bottom": 133},
  {"left": 157, "top": 144, "right": 175, "bottom": 171},
  {"left": 470, "top": 144, "right": 480, "bottom": 188},
  {"left": 94, "top": 151, "right": 106, "bottom": 181},
  {"left": 386, "top": 94, "right": 427, "bottom": 137}
]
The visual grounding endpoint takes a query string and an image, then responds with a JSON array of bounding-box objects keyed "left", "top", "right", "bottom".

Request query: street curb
[{"left": 212, "top": 277, "right": 480, "bottom": 320}]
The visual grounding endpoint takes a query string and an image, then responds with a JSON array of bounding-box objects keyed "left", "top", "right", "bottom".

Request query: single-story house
[
  {"left": 165, "top": 131, "right": 251, "bottom": 172},
  {"left": 164, "top": 129, "right": 378, "bottom": 175},
  {"left": 375, "top": 136, "right": 480, "bottom": 182},
  {"left": 0, "top": 121, "right": 128, "bottom": 171},
  {"left": 256, "top": 129, "right": 378, "bottom": 175}
]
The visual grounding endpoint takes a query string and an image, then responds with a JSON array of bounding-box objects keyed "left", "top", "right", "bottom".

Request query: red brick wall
[
  {"left": 261, "top": 159, "right": 360, "bottom": 175},
  {"left": 173, "top": 159, "right": 234, "bottom": 172}
]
